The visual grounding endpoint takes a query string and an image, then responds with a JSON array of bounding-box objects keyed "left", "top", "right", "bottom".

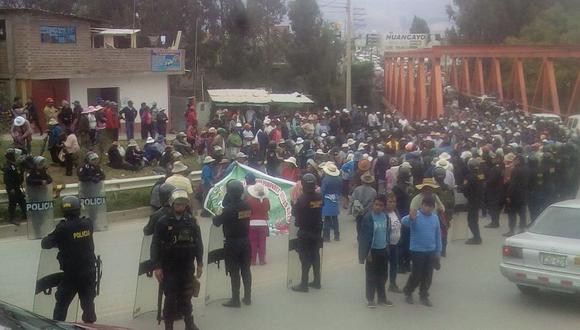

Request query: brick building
[{"left": 0, "top": 8, "right": 184, "bottom": 132}]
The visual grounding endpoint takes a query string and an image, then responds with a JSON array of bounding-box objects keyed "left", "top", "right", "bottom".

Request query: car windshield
[
  {"left": 0, "top": 301, "right": 78, "bottom": 330},
  {"left": 528, "top": 206, "right": 580, "bottom": 239}
]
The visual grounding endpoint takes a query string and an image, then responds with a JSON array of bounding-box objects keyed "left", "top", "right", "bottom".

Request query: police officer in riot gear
[
  {"left": 212, "top": 180, "right": 253, "bottom": 308},
  {"left": 144, "top": 183, "right": 176, "bottom": 235},
  {"left": 151, "top": 189, "right": 203, "bottom": 330},
  {"left": 27, "top": 156, "right": 53, "bottom": 187},
  {"left": 78, "top": 152, "right": 105, "bottom": 183},
  {"left": 464, "top": 158, "right": 484, "bottom": 245},
  {"left": 292, "top": 173, "right": 323, "bottom": 292},
  {"left": 41, "top": 196, "right": 97, "bottom": 323},
  {"left": 3, "top": 148, "right": 27, "bottom": 225}
]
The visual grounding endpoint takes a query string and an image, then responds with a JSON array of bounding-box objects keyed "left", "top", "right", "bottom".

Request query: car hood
[
  {"left": 72, "top": 323, "right": 131, "bottom": 330},
  {"left": 506, "top": 231, "right": 580, "bottom": 255}
]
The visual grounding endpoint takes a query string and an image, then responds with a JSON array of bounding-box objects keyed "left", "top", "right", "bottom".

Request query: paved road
[{"left": 1, "top": 212, "right": 580, "bottom": 330}]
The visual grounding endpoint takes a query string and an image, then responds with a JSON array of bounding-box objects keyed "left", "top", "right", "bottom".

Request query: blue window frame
[{"left": 40, "top": 26, "right": 76, "bottom": 44}]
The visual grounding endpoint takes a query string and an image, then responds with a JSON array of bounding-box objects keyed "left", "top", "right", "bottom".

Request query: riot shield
[
  {"left": 450, "top": 211, "right": 469, "bottom": 241},
  {"left": 33, "top": 248, "right": 79, "bottom": 322},
  {"left": 79, "top": 181, "right": 108, "bottom": 232},
  {"left": 287, "top": 219, "right": 302, "bottom": 288},
  {"left": 204, "top": 224, "right": 230, "bottom": 305},
  {"left": 132, "top": 235, "right": 160, "bottom": 319},
  {"left": 26, "top": 184, "right": 55, "bottom": 240}
]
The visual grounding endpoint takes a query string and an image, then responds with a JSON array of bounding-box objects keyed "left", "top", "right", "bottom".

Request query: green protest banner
[{"left": 203, "top": 163, "right": 296, "bottom": 234}]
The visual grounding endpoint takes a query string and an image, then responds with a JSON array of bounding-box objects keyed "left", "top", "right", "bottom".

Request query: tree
[
  {"left": 352, "top": 61, "right": 374, "bottom": 106},
  {"left": 246, "top": 0, "right": 287, "bottom": 84},
  {"left": 409, "top": 16, "right": 430, "bottom": 34},
  {"left": 506, "top": 2, "right": 580, "bottom": 103},
  {"left": 445, "top": 0, "right": 553, "bottom": 44},
  {"left": 286, "top": 0, "right": 343, "bottom": 105}
]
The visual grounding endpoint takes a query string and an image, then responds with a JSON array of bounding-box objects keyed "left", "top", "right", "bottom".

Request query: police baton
[
  {"left": 95, "top": 255, "right": 103, "bottom": 296},
  {"left": 157, "top": 280, "right": 163, "bottom": 325}
]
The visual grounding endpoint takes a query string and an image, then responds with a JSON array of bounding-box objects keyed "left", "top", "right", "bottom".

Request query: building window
[
  {"left": 40, "top": 26, "right": 76, "bottom": 44},
  {"left": 0, "top": 20, "right": 6, "bottom": 41}
]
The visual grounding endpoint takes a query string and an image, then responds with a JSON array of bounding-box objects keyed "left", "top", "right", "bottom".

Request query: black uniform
[
  {"left": 527, "top": 159, "right": 545, "bottom": 221},
  {"left": 484, "top": 163, "right": 504, "bottom": 227},
  {"left": 506, "top": 164, "right": 529, "bottom": 232},
  {"left": 78, "top": 164, "right": 105, "bottom": 183},
  {"left": 144, "top": 205, "right": 171, "bottom": 236},
  {"left": 212, "top": 195, "right": 252, "bottom": 304},
  {"left": 41, "top": 216, "right": 97, "bottom": 323},
  {"left": 151, "top": 211, "right": 203, "bottom": 328},
  {"left": 26, "top": 169, "right": 53, "bottom": 186},
  {"left": 464, "top": 171, "right": 484, "bottom": 241},
  {"left": 293, "top": 190, "right": 323, "bottom": 288},
  {"left": 3, "top": 162, "right": 26, "bottom": 221}
]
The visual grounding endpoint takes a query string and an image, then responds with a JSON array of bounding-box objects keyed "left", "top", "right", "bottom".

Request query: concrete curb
[{"left": 0, "top": 206, "right": 153, "bottom": 240}]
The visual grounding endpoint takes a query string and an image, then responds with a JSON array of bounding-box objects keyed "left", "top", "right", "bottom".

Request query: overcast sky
[{"left": 320, "top": 0, "right": 452, "bottom": 35}]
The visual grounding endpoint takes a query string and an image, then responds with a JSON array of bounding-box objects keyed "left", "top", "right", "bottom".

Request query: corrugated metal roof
[
  {"left": 270, "top": 92, "right": 314, "bottom": 104},
  {"left": 91, "top": 28, "right": 140, "bottom": 35},
  {"left": 208, "top": 89, "right": 314, "bottom": 105},
  {"left": 207, "top": 89, "right": 271, "bottom": 104}
]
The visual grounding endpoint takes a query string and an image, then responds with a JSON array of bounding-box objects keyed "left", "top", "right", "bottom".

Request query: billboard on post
[{"left": 151, "top": 49, "right": 182, "bottom": 72}]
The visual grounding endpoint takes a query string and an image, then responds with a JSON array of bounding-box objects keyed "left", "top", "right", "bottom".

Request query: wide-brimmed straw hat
[
  {"left": 203, "top": 156, "right": 215, "bottom": 164},
  {"left": 248, "top": 183, "right": 267, "bottom": 199},
  {"left": 13, "top": 116, "right": 26, "bottom": 127},
  {"left": 172, "top": 161, "right": 189, "bottom": 174},
  {"left": 284, "top": 157, "right": 297, "bottom": 167},
  {"left": 504, "top": 153, "right": 516, "bottom": 162},
  {"left": 435, "top": 159, "right": 451, "bottom": 171},
  {"left": 415, "top": 178, "right": 440, "bottom": 190},
  {"left": 439, "top": 152, "right": 451, "bottom": 161},
  {"left": 323, "top": 163, "right": 340, "bottom": 177}
]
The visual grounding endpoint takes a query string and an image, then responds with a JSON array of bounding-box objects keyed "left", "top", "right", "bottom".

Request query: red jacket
[
  {"left": 281, "top": 166, "right": 301, "bottom": 182},
  {"left": 104, "top": 108, "right": 119, "bottom": 129},
  {"left": 245, "top": 196, "right": 270, "bottom": 221},
  {"left": 186, "top": 107, "right": 197, "bottom": 126},
  {"left": 270, "top": 128, "right": 282, "bottom": 143}
]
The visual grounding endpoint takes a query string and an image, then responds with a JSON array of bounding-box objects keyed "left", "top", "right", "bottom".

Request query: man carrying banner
[
  {"left": 291, "top": 173, "right": 323, "bottom": 292},
  {"left": 212, "top": 180, "right": 253, "bottom": 308},
  {"left": 151, "top": 189, "right": 203, "bottom": 330},
  {"left": 40, "top": 196, "right": 97, "bottom": 323}
]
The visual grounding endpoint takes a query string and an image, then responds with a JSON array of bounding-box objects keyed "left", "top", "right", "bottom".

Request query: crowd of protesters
[{"left": 4, "top": 90, "right": 580, "bottom": 308}]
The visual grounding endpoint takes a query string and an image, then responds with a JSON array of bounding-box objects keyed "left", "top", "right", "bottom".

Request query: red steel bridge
[{"left": 383, "top": 45, "right": 580, "bottom": 119}]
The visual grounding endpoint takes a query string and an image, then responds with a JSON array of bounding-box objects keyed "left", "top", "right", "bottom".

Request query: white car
[
  {"left": 532, "top": 113, "right": 562, "bottom": 122},
  {"left": 500, "top": 200, "right": 580, "bottom": 295}
]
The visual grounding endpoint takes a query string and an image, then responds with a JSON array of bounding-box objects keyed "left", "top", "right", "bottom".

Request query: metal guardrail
[{"left": 0, "top": 171, "right": 202, "bottom": 204}]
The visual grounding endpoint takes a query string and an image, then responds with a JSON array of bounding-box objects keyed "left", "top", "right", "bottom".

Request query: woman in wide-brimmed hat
[
  {"left": 321, "top": 163, "right": 342, "bottom": 242},
  {"left": 409, "top": 178, "right": 445, "bottom": 220},
  {"left": 281, "top": 156, "right": 300, "bottom": 182},
  {"left": 245, "top": 183, "right": 271, "bottom": 265}
]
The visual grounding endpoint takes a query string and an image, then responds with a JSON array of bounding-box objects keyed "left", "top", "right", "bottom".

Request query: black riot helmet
[
  {"left": 468, "top": 158, "right": 480, "bottom": 172},
  {"left": 61, "top": 196, "right": 81, "bottom": 217},
  {"left": 301, "top": 173, "right": 317, "bottom": 193},
  {"left": 159, "top": 183, "right": 176, "bottom": 207},
  {"left": 4, "top": 148, "right": 18, "bottom": 162},
  {"left": 225, "top": 180, "right": 244, "bottom": 201}
]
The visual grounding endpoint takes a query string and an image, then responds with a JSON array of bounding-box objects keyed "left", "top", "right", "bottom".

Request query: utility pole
[
  {"left": 193, "top": 17, "right": 199, "bottom": 99},
  {"left": 346, "top": 0, "right": 352, "bottom": 110}
]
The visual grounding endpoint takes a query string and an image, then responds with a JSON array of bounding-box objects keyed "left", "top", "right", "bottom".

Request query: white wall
[{"left": 69, "top": 75, "right": 169, "bottom": 123}]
